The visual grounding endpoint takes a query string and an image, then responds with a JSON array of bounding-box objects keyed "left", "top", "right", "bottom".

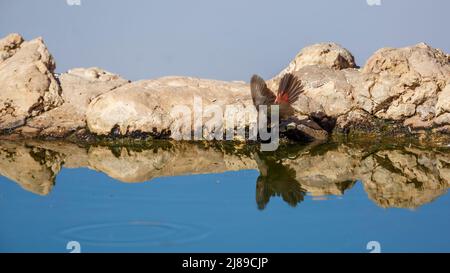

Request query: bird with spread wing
[{"left": 250, "top": 73, "right": 303, "bottom": 121}]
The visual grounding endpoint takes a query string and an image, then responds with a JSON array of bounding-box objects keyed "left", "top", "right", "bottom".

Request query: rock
[
  {"left": 15, "top": 67, "right": 129, "bottom": 138},
  {"left": 267, "top": 43, "right": 450, "bottom": 135},
  {"left": 434, "top": 113, "right": 450, "bottom": 126},
  {"left": 60, "top": 67, "right": 129, "bottom": 110},
  {"left": 1, "top": 33, "right": 449, "bottom": 141},
  {"left": 0, "top": 33, "right": 23, "bottom": 64},
  {"left": 86, "top": 76, "right": 328, "bottom": 140},
  {"left": 86, "top": 76, "right": 257, "bottom": 137},
  {"left": 268, "top": 43, "right": 357, "bottom": 92},
  {"left": 0, "top": 34, "right": 62, "bottom": 131},
  {"left": 335, "top": 109, "right": 373, "bottom": 132},
  {"left": 271, "top": 66, "right": 356, "bottom": 117},
  {"left": 275, "top": 43, "right": 356, "bottom": 74},
  {"left": 436, "top": 84, "right": 450, "bottom": 116},
  {"left": 363, "top": 43, "right": 449, "bottom": 126},
  {"left": 281, "top": 117, "right": 329, "bottom": 140},
  {"left": 364, "top": 43, "right": 449, "bottom": 79}
]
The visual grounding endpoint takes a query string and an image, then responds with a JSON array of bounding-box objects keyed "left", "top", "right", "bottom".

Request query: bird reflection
[{"left": 254, "top": 152, "right": 306, "bottom": 210}]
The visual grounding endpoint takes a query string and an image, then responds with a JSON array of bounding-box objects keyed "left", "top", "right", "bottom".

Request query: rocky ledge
[{"left": 1, "top": 33, "right": 449, "bottom": 143}]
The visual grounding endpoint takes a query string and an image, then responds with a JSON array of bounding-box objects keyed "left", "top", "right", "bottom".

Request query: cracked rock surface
[
  {"left": 15, "top": 67, "right": 129, "bottom": 138},
  {"left": 0, "top": 33, "right": 449, "bottom": 141},
  {"left": 268, "top": 43, "right": 450, "bottom": 136},
  {"left": 0, "top": 33, "right": 62, "bottom": 131}
]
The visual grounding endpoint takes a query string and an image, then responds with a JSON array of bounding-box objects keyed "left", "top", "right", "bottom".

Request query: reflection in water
[
  {"left": 254, "top": 153, "right": 306, "bottom": 210},
  {"left": 0, "top": 140, "right": 449, "bottom": 209}
]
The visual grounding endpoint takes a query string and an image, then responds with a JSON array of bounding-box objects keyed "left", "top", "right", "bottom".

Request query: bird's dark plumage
[{"left": 250, "top": 75, "right": 276, "bottom": 108}]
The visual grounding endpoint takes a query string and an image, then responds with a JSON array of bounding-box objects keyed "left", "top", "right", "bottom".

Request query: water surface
[{"left": 0, "top": 140, "right": 449, "bottom": 252}]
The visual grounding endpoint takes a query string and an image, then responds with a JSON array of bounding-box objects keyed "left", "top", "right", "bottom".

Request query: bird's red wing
[{"left": 275, "top": 73, "right": 303, "bottom": 105}]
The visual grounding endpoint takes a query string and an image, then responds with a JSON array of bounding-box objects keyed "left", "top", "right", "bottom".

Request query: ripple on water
[{"left": 57, "top": 221, "right": 211, "bottom": 247}]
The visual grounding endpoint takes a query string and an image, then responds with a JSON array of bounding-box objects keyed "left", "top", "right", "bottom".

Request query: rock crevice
[{"left": 0, "top": 33, "right": 449, "bottom": 142}]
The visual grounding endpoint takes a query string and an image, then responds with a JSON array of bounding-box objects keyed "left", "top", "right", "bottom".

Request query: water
[{"left": 0, "top": 140, "right": 449, "bottom": 252}]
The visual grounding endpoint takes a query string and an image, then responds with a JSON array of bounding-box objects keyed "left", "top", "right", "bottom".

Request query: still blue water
[{"left": 0, "top": 141, "right": 449, "bottom": 252}]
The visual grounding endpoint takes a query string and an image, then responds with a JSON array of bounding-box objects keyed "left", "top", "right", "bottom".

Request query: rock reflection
[
  {"left": 0, "top": 140, "right": 448, "bottom": 209},
  {"left": 0, "top": 142, "right": 62, "bottom": 195}
]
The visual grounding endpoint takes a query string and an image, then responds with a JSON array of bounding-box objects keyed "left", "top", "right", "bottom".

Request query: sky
[{"left": 0, "top": 0, "right": 449, "bottom": 81}]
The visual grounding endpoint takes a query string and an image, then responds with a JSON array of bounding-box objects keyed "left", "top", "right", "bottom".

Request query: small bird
[{"left": 250, "top": 73, "right": 303, "bottom": 120}]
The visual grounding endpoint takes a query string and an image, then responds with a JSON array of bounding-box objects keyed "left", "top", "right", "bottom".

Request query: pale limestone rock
[
  {"left": 436, "top": 84, "right": 450, "bottom": 116},
  {"left": 0, "top": 33, "right": 23, "bottom": 63},
  {"left": 0, "top": 34, "right": 62, "bottom": 130},
  {"left": 363, "top": 43, "right": 449, "bottom": 125},
  {"left": 85, "top": 76, "right": 326, "bottom": 140},
  {"left": 1, "top": 33, "right": 449, "bottom": 140},
  {"left": 434, "top": 113, "right": 450, "bottom": 126},
  {"left": 290, "top": 66, "right": 355, "bottom": 117},
  {"left": 404, "top": 116, "right": 433, "bottom": 129},
  {"left": 269, "top": 43, "right": 450, "bottom": 133},
  {"left": 18, "top": 67, "right": 129, "bottom": 137},
  {"left": 86, "top": 76, "right": 258, "bottom": 137},
  {"left": 274, "top": 43, "right": 356, "bottom": 77},
  {"left": 335, "top": 109, "right": 373, "bottom": 130}
]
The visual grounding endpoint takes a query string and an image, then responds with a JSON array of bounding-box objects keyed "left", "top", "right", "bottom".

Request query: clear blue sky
[{"left": 1, "top": 0, "right": 449, "bottom": 81}]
